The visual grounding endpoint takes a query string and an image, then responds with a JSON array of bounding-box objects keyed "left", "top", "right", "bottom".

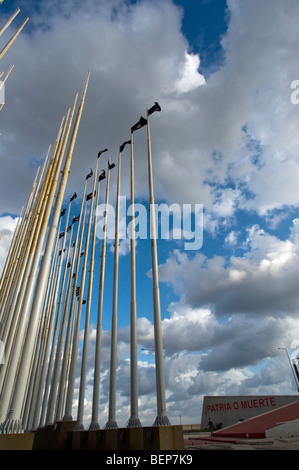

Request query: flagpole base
[
  {"left": 126, "top": 417, "right": 142, "bottom": 428},
  {"left": 88, "top": 421, "right": 100, "bottom": 431},
  {"left": 0, "top": 418, "right": 23, "bottom": 434},
  {"left": 73, "top": 422, "right": 85, "bottom": 432},
  {"left": 62, "top": 414, "right": 73, "bottom": 422},
  {"left": 105, "top": 419, "right": 118, "bottom": 430},
  {"left": 153, "top": 415, "right": 171, "bottom": 426}
]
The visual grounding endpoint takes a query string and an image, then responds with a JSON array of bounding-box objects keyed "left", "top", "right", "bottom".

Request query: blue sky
[{"left": 1, "top": 0, "right": 299, "bottom": 428}]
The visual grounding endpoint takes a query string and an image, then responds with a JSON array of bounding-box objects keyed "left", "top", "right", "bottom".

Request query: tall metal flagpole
[
  {"left": 22, "top": 211, "right": 64, "bottom": 431},
  {"left": 106, "top": 141, "right": 130, "bottom": 429},
  {"left": 38, "top": 196, "right": 76, "bottom": 429},
  {"left": 0, "top": 71, "right": 90, "bottom": 434},
  {"left": 0, "top": 8, "right": 20, "bottom": 37},
  {"left": 0, "top": 144, "right": 52, "bottom": 331},
  {"left": 29, "top": 195, "right": 76, "bottom": 430},
  {"left": 0, "top": 16, "right": 29, "bottom": 62},
  {"left": 73, "top": 149, "right": 107, "bottom": 431},
  {"left": 89, "top": 159, "right": 112, "bottom": 430},
  {"left": 63, "top": 152, "right": 107, "bottom": 429},
  {"left": 0, "top": 162, "right": 39, "bottom": 306},
  {"left": 127, "top": 117, "right": 147, "bottom": 428},
  {"left": 0, "top": 148, "right": 51, "bottom": 345},
  {"left": 53, "top": 216, "right": 80, "bottom": 422},
  {"left": 0, "top": 198, "right": 25, "bottom": 315},
  {"left": 0, "top": 201, "right": 23, "bottom": 309},
  {"left": 54, "top": 173, "right": 92, "bottom": 422},
  {"left": 146, "top": 103, "right": 170, "bottom": 426},
  {"left": 0, "top": 117, "right": 67, "bottom": 420},
  {"left": 44, "top": 216, "right": 79, "bottom": 426}
]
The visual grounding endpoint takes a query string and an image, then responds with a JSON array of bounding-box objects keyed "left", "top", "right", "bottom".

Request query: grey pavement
[{"left": 184, "top": 433, "right": 299, "bottom": 450}]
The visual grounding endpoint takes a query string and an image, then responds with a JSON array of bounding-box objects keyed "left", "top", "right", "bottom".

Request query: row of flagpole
[
  {"left": 0, "top": 87, "right": 170, "bottom": 431},
  {"left": 0, "top": 71, "right": 90, "bottom": 433}
]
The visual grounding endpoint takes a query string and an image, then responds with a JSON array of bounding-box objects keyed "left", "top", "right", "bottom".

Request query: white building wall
[{"left": 201, "top": 395, "right": 299, "bottom": 429}]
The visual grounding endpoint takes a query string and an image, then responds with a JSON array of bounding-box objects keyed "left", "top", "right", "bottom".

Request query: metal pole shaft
[
  {"left": 28, "top": 202, "right": 72, "bottom": 430},
  {"left": 0, "top": 161, "right": 40, "bottom": 304},
  {"left": 52, "top": 179, "right": 88, "bottom": 423},
  {"left": 90, "top": 163, "right": 111, "bottom": 430},
  {"left": 73, "top": 157, "right": 103, "bottom": 429},
  {"left": 0, "top": 120, "right": 66, "bottom": 420},
  {"left": 106, "top": 152, "right": 121, "bottom": 429},
  {"left": 127, "top": 132, "right": 141, "bottom": 428},
  {"left": 0, "top": 8, "right": 20, "bottom": 37},
  {"left": 146, "top": 111, "right": 170, "bottom": 426},
  {"left": 23, "top": 215, "right": 63, "bottom": 430},
  {"left": 38, "top": 200, "right": 74, "bottom": 428},
  {"left": 1, "top": 72, "right": 90, "bottom": 434},
  {"left": 0, "top": 16, "right": 29, "bottom": 61},
  {"left": 45, "top": 220, "right": 77, "bottom": 426},
  {"left": 66, "top": 158, "right": 100, "bottom": 424}
]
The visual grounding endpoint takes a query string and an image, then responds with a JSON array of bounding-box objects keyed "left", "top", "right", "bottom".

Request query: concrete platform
[
  {"left": 0, "top": 432, "right": 35, "bottom": 450},
  {"left": 33, "top": 421, "right": 77, "bottom": 450},
  {"left": 32, "top": 423, "right": 184, "bottom": 450},
  {"left": 185, "top": 434, "right": 299, "bottom": 450}
]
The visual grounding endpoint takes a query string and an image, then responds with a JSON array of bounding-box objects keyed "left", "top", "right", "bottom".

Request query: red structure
[{"left": 214, "top": 401, "right": 299, "bottom": 439}]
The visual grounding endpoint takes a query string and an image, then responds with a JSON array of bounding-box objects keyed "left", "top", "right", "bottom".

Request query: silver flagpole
[
  {"left": 46, "top": 171, "right": 93, "bottom": 424},
  {"left": 0, "top": 198, "right": 24, "bottom": 313},
  {"left": 0, "top": 72, "right": 90, "bottom": 434},
  {"left": 0, "top": 148, "right": 51, "bottom": 346},
  {"left": 89, "top": 158, "right": 112, "bottom": 430},
  {"left": 0, "top": 147, "right": 50, "bottom": 325},
  {"left": 0, "top": 118, "right": 66, "bottom": 419},
  {"left": 73, "top": 152, "right": 108, "bottom": 430},
  {"left": 0, "top": 204, "right": 23, "bottom": 311},
  {"left": 0, "top": 16, "right": 29, "bottom": 61},
  {"left": 73, "top": 149, "right": 107, "bottom": 431},
  {"left": 22, "top": 211, "right": 63, "bottom": 431},
  {"left": 0, "top": 162, "right": 39, "bottom": 305},
  {"left": 49, "top": 175, "right": 90, "bottom": 424},
  {"left": 127, "top": 117, "right": 147, "bottom": 428},
  {"left": 64, "top": 153, "right": 101, "bottom": 425},
  {"left": 44, "top": 217, "right": 79, "bottom": 426},
  {"left": 106, "top": 141, "right": 130, "bottom": 429},
  {"left": 58, "top": 171, "right": 96, "bottom": 423},
  {"left": 26, "top": 204, "right": 71, "bottom": 431},
  {"left": 0, "top": 8, "right": 20, "bottom": 37},
  {"left": 146, "top": 103, "right": 170, "bottom": 426},
  {"left": 38, "top": 195, "right": 76, "bottom": 428},
  {"left": 53, "top": 218, "right": 80, "bottom": 422}
]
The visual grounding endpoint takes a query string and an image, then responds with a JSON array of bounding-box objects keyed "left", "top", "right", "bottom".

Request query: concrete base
[
  {"left": 118, "top": 427, "right": 145, "bottom": 450},
  {"left": 36, "top": 424, "right": 184, "bottom": 450},
  {"left": 143, "top": 425, "right": 184, "bottom": 450},
  {"left": 0, "top": 424, "right": 184, "bottom": 450},
  {"left": 66, "top": 426, "right": 183, "bottom": 450},
  {"left": 0, "top": 432, "right": 35, "bottom": 450},
  {"left": 33, "top": 421, "right": 77, "bottom": 450},
  {"left": 66, "top": 428, "right": 119, "bottom": 450}
]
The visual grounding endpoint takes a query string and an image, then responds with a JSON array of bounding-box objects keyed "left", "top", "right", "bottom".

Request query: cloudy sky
[{"left": 1, "top": 0, "right": 299, "bottom": 428}]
